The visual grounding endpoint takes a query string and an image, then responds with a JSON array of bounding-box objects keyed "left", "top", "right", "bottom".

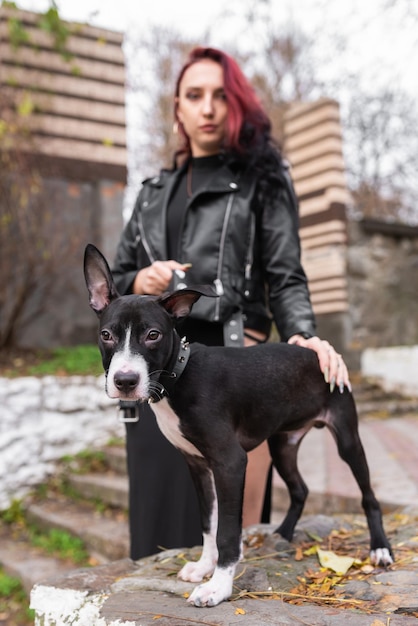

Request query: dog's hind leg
[
  {"left": 327, "top": 394, "right": 393, "bottom": 566},
  {"left": 178, "top": 455, "right": 219, "bottom": 583},
  {"left": 268, "top": 430, "right": 309, "bottom": 541}
]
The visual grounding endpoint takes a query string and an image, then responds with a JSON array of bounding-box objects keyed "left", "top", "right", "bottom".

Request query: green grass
[
  {"left": 1, "top": 344, "right": 104, "bottom": 377},
  {"left": 27, "top": 344, "right": 103, "bottom": 376},
  {"left": 0, "top": 498, "right": 26, "bottom": 525},
  {"left": 61, "top": 449, "right": 108, "bottom": 474},
  {"left": 0, "top": 569, "right": 35, "bottom": 625},
  {"left": 1, "top": 500, "right": 90, "bottom": 565},
  {"left": 31, "top": 528, "right": 89, "bottom": 564}
]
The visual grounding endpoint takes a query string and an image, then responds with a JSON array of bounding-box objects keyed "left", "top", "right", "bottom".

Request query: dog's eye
[
  {"left": 100, "top": 329, "right": 113, "bottom": 342},
  {"left": 146, "top": 329, "right": 161, "bottom": 342}
]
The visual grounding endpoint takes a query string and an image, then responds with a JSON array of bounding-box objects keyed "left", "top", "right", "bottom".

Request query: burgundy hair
[{"left": 174, "top": 47, "right": 271, "bottom": 159}]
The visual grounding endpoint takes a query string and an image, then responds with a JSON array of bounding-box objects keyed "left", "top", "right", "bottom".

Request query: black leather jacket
[{"left": 112, "top": 159, "right": 316, "bottom": 341}]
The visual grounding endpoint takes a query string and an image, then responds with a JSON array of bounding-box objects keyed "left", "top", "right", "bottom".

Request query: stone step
[
  {"left": 25, "top": 497, "right": 129, "bottom": 563},
  {"left": 0, "top": 523, "right": 76, "bottom": 594},
  {"left": 104, "top": 445, "right": 127, "bottom": 475},
  {"left": 356, "top": 398, "right": 418, "bottom": 416},
  {"left": 67, "top": 472, "right": 129, "bottom": 509},
  {"left": 349, "top": 371, "right": 414, "bottom": 398}
]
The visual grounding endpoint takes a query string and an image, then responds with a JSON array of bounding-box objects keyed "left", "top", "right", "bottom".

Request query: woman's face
[{"left": 176, "top": 59, "right": 228, "bottom": 157}]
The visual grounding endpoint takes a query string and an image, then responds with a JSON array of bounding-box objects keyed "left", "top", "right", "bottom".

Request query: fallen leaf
[
  {"left": 317, "top": 548, "right": 355, "bottom": 575},
  {"left": 306, "top": 531, "right": 323, "bottom": 542},
  {"left": 295, "top": 546, "right": 304, "bottom": 561},
  {"left": 235, "top": 607, "right": 246, "bottom": 615},
  {"left": 370, "top": 620, "right": 386, "bottom": 626}
]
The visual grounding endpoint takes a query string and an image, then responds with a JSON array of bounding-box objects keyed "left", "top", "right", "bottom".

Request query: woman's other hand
[
  {"left": 133, "top": 260, "right": 191, "bottom": 295},
  {"left": 288, "top": 335, "right": 352, "bottom": 393}
]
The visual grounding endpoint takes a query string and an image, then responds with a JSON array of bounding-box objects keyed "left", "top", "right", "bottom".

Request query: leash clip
[{"left": 118, "top": 401, "right": 140, "bottom": 423}]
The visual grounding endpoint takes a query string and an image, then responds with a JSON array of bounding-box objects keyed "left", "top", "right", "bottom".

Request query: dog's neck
[{"left": 148, "top": 332, "right": 190, "bottom": 403}]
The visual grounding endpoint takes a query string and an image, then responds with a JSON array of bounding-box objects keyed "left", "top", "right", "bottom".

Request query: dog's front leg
[
  {"left": 187, "top": 445, "right": 247, "bottom": 607},
  {"left": 178, "top": 456, "right": 218, "bottom": 583}
]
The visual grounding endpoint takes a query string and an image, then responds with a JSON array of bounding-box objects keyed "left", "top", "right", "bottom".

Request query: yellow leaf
[
  {"left": 183, "top": 592, "right": 190, "bottom": 598},
  {"left": 235, "top": 607, "right": 246, "bottom": 615},
  {"left": 370, "top": 621, "right": 386, "bottom": 626},
  {"left": 152, "top": 615, "right": 162, "bottom": 620},
  {"left": 317, "top": 548, "right": 355, "bottom": 575},
  {"left": 303, "top": 545, "right": 319, "bottom": 556}
]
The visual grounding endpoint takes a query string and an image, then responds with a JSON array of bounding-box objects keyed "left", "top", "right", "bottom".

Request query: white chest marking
[{"left": 150, "top": 397, "right": 203, "bottom": 458}]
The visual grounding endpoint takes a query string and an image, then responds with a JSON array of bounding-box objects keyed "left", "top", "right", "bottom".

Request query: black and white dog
[{"left": 84, "top": 244, "right": 393, "bottom": 608}]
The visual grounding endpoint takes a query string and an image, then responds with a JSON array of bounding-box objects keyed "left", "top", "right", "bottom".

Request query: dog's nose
[{"left": 114, "top": 370, "right": 139, "bottom": 394}]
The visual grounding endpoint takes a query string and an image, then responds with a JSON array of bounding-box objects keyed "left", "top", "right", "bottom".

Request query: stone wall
[
  {"left": 10, "top": 178, "right": 124, "bottom": 349},
  {"left": 361, "top": 345, "right": 418, "bottom": 397},
  {"left": 0, "top": 375, "right": 123, "bottom": 510},
  {"left": 347, "top": 218, "right": 418, "bottom": 354}
]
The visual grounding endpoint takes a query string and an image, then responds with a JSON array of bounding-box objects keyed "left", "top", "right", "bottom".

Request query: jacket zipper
[
  {"left": 214, "top": 194, "right": 234, "bottom": 320},
  {"left": 137, "top": 211, "right": 156, "bottom": 264},
  {"left": 245, "top": 211, "right": 256, "bottom": 285}
]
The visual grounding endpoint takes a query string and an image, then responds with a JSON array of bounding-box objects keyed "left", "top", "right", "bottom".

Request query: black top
[{"left": 166, "top": 154, "right": 224, "bottom": 259}]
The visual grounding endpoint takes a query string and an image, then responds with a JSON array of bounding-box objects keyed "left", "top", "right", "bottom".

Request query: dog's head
[{"left": 84, "top": 244, "right": 215, "bottom": 401}]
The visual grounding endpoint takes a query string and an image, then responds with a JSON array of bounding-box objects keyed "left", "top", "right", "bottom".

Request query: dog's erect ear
[
  {"left": 84, "top": 244, "right": 119, "bottom": 315},
  {"left": 159, "top": 285, "right": 217, "bottom": 319}
]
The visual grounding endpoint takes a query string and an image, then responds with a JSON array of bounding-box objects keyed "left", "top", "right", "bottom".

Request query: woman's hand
[
  {"left": 288, "top": 335, "right": 352, "bottom": 393},
  {"left": 133, "top": 260, "right": 191, "bottom": 295}
]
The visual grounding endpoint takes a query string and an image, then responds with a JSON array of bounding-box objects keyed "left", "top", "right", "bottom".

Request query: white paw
[
  {"left": 178, "top": 558, "right": 215, "bottom": 583},
  {"left": 187, "top": 578, "right": 232, "bottom": 607},
  {"left": 370, "top": 547, "right": 393, "bottom": 566}
]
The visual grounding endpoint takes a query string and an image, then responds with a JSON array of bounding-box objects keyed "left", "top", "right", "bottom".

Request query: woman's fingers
[
  {"left": 135, "top": 260, "right": 191, "bottom": 295},
  {"left": 288, "top": 335, "right": 352, "bottom": 393}
]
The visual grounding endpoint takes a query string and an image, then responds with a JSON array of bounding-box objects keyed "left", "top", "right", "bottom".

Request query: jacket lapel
[{"left": 141, "top": 167, "right": 183, "bottom": 261}]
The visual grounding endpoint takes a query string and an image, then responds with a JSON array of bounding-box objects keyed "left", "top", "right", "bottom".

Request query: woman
[{"left": 112, "top": 46, "right": 350, "bottom": 560}]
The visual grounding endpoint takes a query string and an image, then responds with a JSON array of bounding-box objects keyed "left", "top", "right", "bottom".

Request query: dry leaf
[
  {"left": 295, "top": 546, "right": 304, "bottom": 561},
  {"left": 370, "top": 621, "right": 386, "bottom": 626},
  {"left": 235, "top": 607, "right": 246, "bottom": 615},
  {"left": 361, "top": 564, "right": 375, "bottom": 574},
  {"left": 317, "top": 548, "right": 355, "bottom": 575}
]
